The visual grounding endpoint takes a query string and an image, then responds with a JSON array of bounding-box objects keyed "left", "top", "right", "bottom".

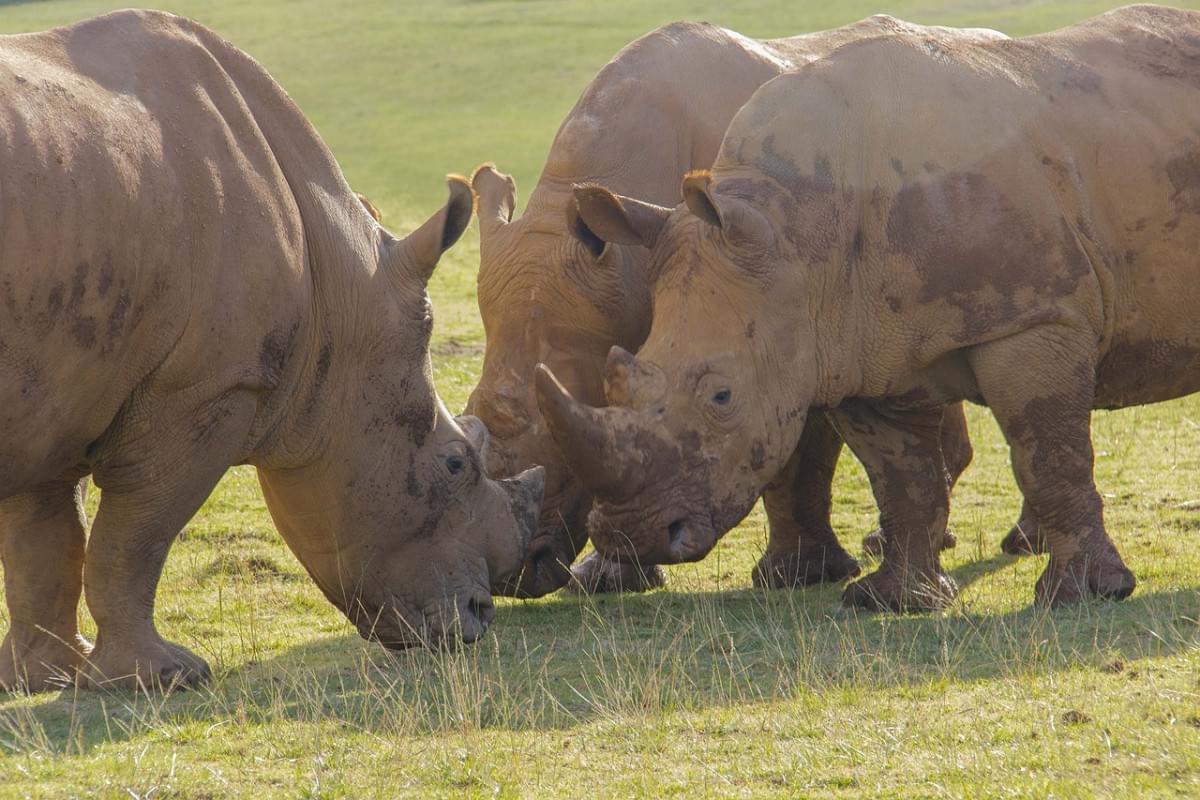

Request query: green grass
[{"left": 2, "top": 1, "right": 1199, "bottom": 797}]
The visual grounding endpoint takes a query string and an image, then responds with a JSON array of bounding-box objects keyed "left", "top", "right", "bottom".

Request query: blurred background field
[{"left": 0, "top": 1, "right": 1198, "bottom": 797}]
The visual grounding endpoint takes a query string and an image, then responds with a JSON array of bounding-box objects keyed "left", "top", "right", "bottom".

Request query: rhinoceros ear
[
  {"left": 569, "top": 184, "right": 670, "bottom": 257},
  {"left": 355, "top": 192, "right": 382, "bottom": 222},
  {"left": 392, "top": 176, "right": 475, "bottom": 287},
  {"left": 472, "top": 164, "right": 517, "bottom": 240},
  {"left": 682, "top": 170, "right": 772, "bottom": 247}
]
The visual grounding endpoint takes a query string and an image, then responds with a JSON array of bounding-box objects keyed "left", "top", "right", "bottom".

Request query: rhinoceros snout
[{"left": 666, "top": 517, "right": 714, "bottom": 562}]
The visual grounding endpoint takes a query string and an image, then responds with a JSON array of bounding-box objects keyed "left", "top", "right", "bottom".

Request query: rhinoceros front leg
[
  {"left": 79, "top": 391, "right": 259, "bottom": 690},
  {"left": 1000, "top": 499, "right": 1045, "bottom": 555},
  {"left": 753, "top": 412, "right": 860, "bottom": 588},
  {"left": 969, "top": 329, "right": 1134, "bottom": 606},
  {"left": 860, "top": 402, "right": 971, "bottom": 558},
  {"left": 0, "top": 477, "right": 92, "bottom": 692},
  {"left": 834, "top": 400, "right": 958, "bottom": 612}
]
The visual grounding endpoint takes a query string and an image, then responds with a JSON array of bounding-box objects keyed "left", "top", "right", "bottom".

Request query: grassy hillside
[{"left": 1, "top": 1, "right": 1198, "bottom": 797}]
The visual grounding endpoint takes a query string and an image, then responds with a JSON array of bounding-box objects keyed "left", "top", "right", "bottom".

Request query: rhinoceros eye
[
  {"left": 712, "top": 388, "right": 732, "bottom": 406},
  {"left": 445, "top": 455, "right": 466, "bottom": 476}
]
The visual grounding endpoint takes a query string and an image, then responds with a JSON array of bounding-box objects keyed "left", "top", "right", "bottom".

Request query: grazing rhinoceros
[
  {"left": 536, "top": 3, "right": 1200, "bottom": 610},
  {"left": 468, "top": 16, "right": 1000, "bottom": 598},
  {"left": 0, "top": 10, "right": 543, "bottom": 692}
]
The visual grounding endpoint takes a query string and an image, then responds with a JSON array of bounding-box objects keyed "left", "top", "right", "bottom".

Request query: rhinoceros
[
  {"left": 467, "top": 16, "right": 1002, "bottom": 598},
  {"left": 536, "top": 4, "right": 1200, "bottom": 610},
  {"left": 0, "top": 10, "right": 543, "bottom": 692}
]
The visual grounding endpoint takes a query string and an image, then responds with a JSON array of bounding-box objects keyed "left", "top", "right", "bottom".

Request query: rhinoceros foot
[
  {"left": 0, "top": 630, "right": 92, "bottom": 693},
  {"left": 79, "top": 636, "right": 211, "bottom": 692},
  {"left": 564, "top": 551, "right": 666, "bottom": 595},
  {"left": 752, "top": 543, "right": 861, "bottom": 589},
  {"left": 861, "top": 529, "right": 957, "bottom": 560},
  {"left": 1035, "top": 532, "right": 1136, "bottom": 608},
  {"left": 1000, "top": 519, "right": 1046, "bottom": 556},
  {"left": 842, "top": 564, "right": 958, "bottom": 613}
]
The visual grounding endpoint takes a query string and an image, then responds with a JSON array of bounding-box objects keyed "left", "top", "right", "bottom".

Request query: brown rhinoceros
[
  {"left": 0, "top": 10, "right": 543, "bottom": 692},
  {"left": 536, "top": 4, "right": 1200, "bottom": 610},
  {"left": 467, "top": 16, "right": 999, "bottom": 598}
]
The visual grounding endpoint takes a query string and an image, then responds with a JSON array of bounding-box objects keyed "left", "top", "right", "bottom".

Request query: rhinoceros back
[{"left": 0, "top": 10, "right": 310, "bottom": 495}]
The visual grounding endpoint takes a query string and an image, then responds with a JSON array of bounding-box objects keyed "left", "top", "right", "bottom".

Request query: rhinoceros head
[
  {"left": 463, "top": 165, "right": 650, "bottom": 596},
  {"left": 259, "top": 178, "right": 544, "bottom": 649},
  {"left": 534, "top": 173, "right": 815, "bottom": 565}
]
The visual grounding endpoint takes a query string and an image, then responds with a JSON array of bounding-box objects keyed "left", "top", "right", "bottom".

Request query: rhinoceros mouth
[
  {"left": 587, "top": 490, "right": 720, "bottom": 566},
  {"left": 350, "top": 590, "right": 495, "bottom": 650}
]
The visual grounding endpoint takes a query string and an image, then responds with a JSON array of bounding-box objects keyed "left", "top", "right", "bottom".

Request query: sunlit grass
[{"left": 1, "top": 0, "right": 1198, "bottom": 797}]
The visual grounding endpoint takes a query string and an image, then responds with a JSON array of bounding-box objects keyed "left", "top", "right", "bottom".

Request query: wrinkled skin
[
  {"left": 539, "top": 5, "right": 1200, "bottom": 611},
  {"left": 468, "top": 16, "right": 999, "bottom": 597},
  {"left": 0, "top": 10, "right": 542, "bottom": 692}
]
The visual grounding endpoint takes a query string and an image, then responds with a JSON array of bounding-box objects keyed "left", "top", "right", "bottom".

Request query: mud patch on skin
[
  {"left": 69, "top": 317, "right": 97, "bottom": 348},
  {"left": 258, "top": 322, "right": 299, "bottom": 380},
  {"left": 314, "top": 340, "right": 333, "bottom": 389},
  {"left": 107, "top": 289, "right": 130, "bottom": 339},
  {"left": 97, "top": 257, "right": 114, "bottom": 297},
  {"left": 1002, "top": 382, "right": 1101, "bottom": 531},
  {"left": 1165, "top": 149, "right": 1200, "bottom": 219},
  {"left": 69, "top": 262, "right": 88, "bottom": 309},
  {"left": 886, "top": 171, "right": 1091, "bottom": 338}
]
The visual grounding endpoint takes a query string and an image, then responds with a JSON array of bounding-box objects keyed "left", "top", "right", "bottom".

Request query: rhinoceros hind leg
[
  {"left": 969, "top": 326, "right": 1134, "bottom": 607},
  {"left": 1000, "top": 502, "right": 1046, "bottom": 555},
  {"left": 833, "top": 401, "right": 957, "bottom": 613},
  {"left": 0, "top": 477, "right": 91, "bottom": 692},
  {"left": 755, "top": 413, "right": 861, "bottom": 588},
  {"left": 79, "top": 391, "right": 257, "bottom": 691},
  {"left": 564, "top": 550, "right": 665, "bottom": 595}
]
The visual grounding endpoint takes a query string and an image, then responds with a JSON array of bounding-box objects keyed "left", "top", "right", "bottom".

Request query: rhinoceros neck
[{"left": 189, "top": 19, "right": 393, "bottom": 466}]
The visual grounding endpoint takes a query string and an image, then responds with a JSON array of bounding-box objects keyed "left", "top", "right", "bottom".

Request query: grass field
[{"left": 2, "top": 1, "right": 1199, "bottom": 797}]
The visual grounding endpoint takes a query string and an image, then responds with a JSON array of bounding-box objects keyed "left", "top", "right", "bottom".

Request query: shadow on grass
[{"left": 3, "top": 560, "right": 1196, "bottom": 754}]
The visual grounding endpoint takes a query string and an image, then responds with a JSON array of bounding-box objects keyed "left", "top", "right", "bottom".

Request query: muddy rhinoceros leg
[
  {"left": 999, "top": 499, "right": 1045, "bottom": 555},
  {"left": 79, "top": 391, "right": 259, "bottom": 691},
  {"left": 753, "top": 412, "right": 860, "bottom": 588},
  {"left": 969, "top": 329, "right": 1134, "bottom": 606},
  {"left": 0, "top": 477, "right": 92, "bottom": 692},
  {"left": 834, "top": 400, "right": 958, "bottom": 612},
  {"left": 566, "top": 550, "right": 666, "bottom": 594},
  {"left": 860, "top": 403, "right": 971, "bottom": 558}
]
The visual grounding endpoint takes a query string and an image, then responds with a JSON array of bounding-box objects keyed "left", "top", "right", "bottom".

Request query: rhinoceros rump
[
  {"left": 539, "top": 4, "right": 1200, "bottom": 611},
  {"left": 468, "top": 17, "right": 997, "bottom": 598},
  {"left": 0, "top": 10, "right": 543, "bottom": 692}
]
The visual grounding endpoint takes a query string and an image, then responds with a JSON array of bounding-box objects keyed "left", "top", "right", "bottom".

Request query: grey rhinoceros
[
  {"left": 536, "top": 4, "right": 1200, "bottom": 610},
  {"left": 0, "top": 10, "right": 543, "bottom": 692},
  {"left": 467, "top": 16, "right": 1003, "bottom": 598}
]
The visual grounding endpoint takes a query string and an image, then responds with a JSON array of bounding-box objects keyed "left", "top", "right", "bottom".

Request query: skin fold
[
  {"left": 0, "top": 10, "right": 543, "bottom": 692},
  {"left": 469, "top": 16, "right": 998, "bottom": 598},
  {"left": 538, "top": 4, "right": 1200, "bottom": 611}
]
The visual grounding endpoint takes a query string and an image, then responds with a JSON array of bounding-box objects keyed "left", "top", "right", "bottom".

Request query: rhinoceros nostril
[
  {"left": 466, "top": 595, "right": 495, "bottom": 627},
  {"left": 668, "top": 519, "right": 687, "bottom": 548}
]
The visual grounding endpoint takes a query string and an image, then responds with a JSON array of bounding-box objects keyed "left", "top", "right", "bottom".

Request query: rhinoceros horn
[
  {"left": 603, "top": 345, "right": 666, "bottom": 408},
  {"left": 533, "top": 363, "right": 644, "bottom": 498}
]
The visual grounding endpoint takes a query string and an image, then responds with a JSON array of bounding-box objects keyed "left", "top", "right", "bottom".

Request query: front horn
[{"left": 533, "top": 364, "right": 644, "bottom": 499}]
